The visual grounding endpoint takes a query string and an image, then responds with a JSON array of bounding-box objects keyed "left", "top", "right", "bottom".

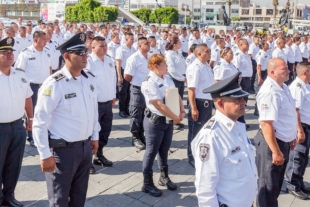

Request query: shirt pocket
[
  {"left": 64, "top": 97, "right": 79, "bottom": 118},
  {"left": 225, "top": 153, "right": 247, "bottom": 179}
]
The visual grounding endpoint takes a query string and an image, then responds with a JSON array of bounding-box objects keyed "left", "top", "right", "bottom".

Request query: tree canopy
[{"left": 131, "top": 7, "right": 179, "bottom": 24}]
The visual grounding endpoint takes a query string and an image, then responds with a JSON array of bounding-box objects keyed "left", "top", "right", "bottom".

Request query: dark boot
[
  {"left": 132, "top": 132, "right": 145, "bottom": 150},
  {"left": 141, "top": 173, "right": 162, "bottom": 197},
  {"left": 158, "top": 166, "right": 177, "bottom": 190}
]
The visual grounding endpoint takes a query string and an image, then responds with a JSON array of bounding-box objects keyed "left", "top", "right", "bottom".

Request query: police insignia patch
[
  {"left": 80, "top": 33, "right": 86, "bottom": 42},
  {"left": 297, "top": 82, "right": 301, "bottom": 87},
  {"left": 43, "top": 89, "right": 51, "bottom": 96},
  {"left": 199, "top": 143, "right": 210, "bottom": 161},
  {"left": 204, "top": 118, "right": 216, "bottom": 129},
  {"left": 6, "top": 38, "right": 12, "bottom": 44}
]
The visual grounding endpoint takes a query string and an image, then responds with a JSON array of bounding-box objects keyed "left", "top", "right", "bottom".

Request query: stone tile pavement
[{"left": 13, "top": 93, "right": 310, "bottom": 207}]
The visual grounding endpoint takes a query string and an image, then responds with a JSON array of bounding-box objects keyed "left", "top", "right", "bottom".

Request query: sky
[{"left": 178, "top": 0, "right": 310, "bottom": 8}]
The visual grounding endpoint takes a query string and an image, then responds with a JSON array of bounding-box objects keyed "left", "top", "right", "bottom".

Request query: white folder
[{"left": 165, "top": 88, "right": 180, "bottom": 120}]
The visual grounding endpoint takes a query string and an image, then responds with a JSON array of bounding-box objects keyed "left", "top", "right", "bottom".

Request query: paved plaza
[{"left": 14, "top": 92, "right": 310, "bottom": 207}]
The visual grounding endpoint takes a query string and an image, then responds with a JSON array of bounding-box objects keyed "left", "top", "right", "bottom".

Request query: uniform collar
[
  {"left": 137, "top": 50, "right": 148, "bottom": 60},
  {"left": 61, "top": 66, "right": 88, "bottom": 80},
  {"left": 221, "top": 58, "right": 229, "bottom": 65},
  {"left": 89, "top": 52, "right": 103, "bottom": 62},
  {"left": 266, "top": 76, "right": 284, "bottom": 91},
  {"left": 194, "top": 58, "right": 205, "bottom": 68},
  {"left": 296, "top": 76, "right": 307, "bottom": 86},
  {"left": 214, "top": 110, "right": 236, "bottom": 132},
  {"left": 149, "top": 70, "right": 163, "bottom": 82}
]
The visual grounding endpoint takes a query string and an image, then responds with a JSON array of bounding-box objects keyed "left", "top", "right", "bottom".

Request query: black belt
[
  {"left": 242, "top": 77, "right": 251, "bottom": 79},
  {"left": 0, "top": 118, "right": 22, "bottom": 125},
  {"left": 98, "top": 100, "right": 112, "bottom": 105},
  {"left": 49, "top": 137, "right": 91, "bottom": 148},
  {"left": 145, "top": 108, "right": 173, "bottom": 124},
  {"left": 30, "top": 83, "right": 42, "bottom": 87},
  {"left": 132, "top": 85, "right": 141, "bottom": 90},
  {"left": 301, "top": 123, "right": 310, "bottom": 129}
]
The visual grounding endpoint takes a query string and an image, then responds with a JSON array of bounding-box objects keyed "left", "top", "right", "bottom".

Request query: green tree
[
  {"left": 231, "top": 17, "right": 241, "bottom": 21},
  {"left": 131, "top": 8, "right": 152, "bottom": 22},
  {"left": 183, "top": 17, "right": 191, "bottom": 24},
  {"left": 93, "top": 6, "right": 118, "bottom": 22},
  {"left": 149, "top": 7, "right": 179, "bottom": 24}
]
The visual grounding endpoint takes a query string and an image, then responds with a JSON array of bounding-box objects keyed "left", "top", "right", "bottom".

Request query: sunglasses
[{"left": 68, "top": 50, "right": 88, "bottom": 56}]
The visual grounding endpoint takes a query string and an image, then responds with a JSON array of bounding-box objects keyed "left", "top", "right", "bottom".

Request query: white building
[{"left": 125, "top": 0, "right": 178, "bottom": 11}]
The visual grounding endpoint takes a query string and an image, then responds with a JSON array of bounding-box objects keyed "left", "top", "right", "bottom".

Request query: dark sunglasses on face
[{"left": 68, "top": 50, "right": 88, "bottom": 56}]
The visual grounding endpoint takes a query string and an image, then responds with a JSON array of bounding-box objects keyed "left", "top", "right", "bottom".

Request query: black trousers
[
  {"left": 171, "top": 77, "right": 185, "bottom": 99},
  {"left": 254, "top": 131, "right": 291, "bottom": 207},
  {"left": 27, "top": 83, "right": 41, "bottom": 141},
  {"left": 302, "top": 57, "right": 308, "bottom": 62},
  {"left": 285, "top": 62, "right": 294, "bottom": 85},
  {"left": 118, "top": 69, "right": 130, "bottom": 112},
  {"left": 97, "top": 101, "right": 113, "bottom": 155},
  {"left": 187, "top": 99, "right": 213, "bottom": 159},
  {"left": 142, "top": 117, "right": 173, "bottom": 174},
  {"left": 285, "top": 125, "right": 310, "bottom": 191},
  {"left": 0, "top": 118, "right": 26, "bottom": 203},
  {"left": 237, "top": 77, "right": 251, "bottom": 123},
  {"left": 46, "top": 139, "right": 92, "bottom": 207},
  {"left": 129, "top": 85, "right": 146, "bottom": 134},
  {"left": 182, "top": 52, "right": 188, "bottom": 58},
  {"left": 250, "top": 59, "right": 257, "bottom": 90}
]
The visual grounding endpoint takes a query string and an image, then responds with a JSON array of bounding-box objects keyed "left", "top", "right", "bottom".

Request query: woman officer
[
  {"left": 213, "top": 47, "right": 238, "bottom": 82},
  {"left": 141, "top": 54, "right": 185, "bottom": 197}
]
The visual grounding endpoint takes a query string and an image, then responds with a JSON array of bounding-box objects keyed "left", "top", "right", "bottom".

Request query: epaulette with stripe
[
  {"left": 53, "top": 73, "right": 65, "bottom": 81},
  {"left": 15, "top": 68, "right": 25, "bottom": 72}
]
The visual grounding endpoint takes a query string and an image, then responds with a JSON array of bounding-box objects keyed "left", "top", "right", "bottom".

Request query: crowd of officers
[{"left": 0, "top": 16, "right": 310, "bottom": 206}]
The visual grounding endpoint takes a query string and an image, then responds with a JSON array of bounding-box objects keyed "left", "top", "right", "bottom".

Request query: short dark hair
[
  {"left": 92, "top": 36, "right": 106, "bottom": 42},
  {"left": 33, "top": 31, "right": 46, "bottom": 39}
]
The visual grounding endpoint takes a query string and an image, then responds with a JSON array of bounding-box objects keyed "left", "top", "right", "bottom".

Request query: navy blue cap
[
  {"left": 0, "top": 37, "right": 15, "bottom": 51},
  {"left": 203, "top": 72, "right": 249, "bottom": 98},
  {"left": 56, "top": 32, "right": 88, "bottom": 54}
]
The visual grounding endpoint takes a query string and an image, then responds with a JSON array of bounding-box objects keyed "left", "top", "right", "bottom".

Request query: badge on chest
[
  {"left": 65, "top": 93, "right": 76, "bottom": 99},
  {"left": 231, "top": 146, "right": 241, "bottom": 155}
]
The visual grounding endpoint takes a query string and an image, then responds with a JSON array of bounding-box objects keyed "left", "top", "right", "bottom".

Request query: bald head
[
  {"left": 267, "top": 58, "right": 289, "bottom": 84},
  {"left": 267, "top": 58, "right": 283, "bottom": 73}
]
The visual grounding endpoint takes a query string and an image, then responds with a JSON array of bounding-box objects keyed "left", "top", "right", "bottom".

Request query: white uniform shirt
[
  {"left": 210, "top": 46, "right": 221, "bottom": 67},
  {"left": 0, "top": 68, "right": 33, "bottom": 123},
  {"left": 64, "top": 31, "right": 74, "bottom": 41},
  {"left": 32, "top": 67, "right": 100, "bottom": 160},
  {"left": 272, "top": 47, "right": 287, "bottom": 63},
  {"left": 231, "top": 44, "right": 238, "bottom": 54},
  {"left": 179, "top": 35, "right": 189, "bottom": 53},
  {"left": 213, "top": 58, "right": 238, "bottom": 80},
  {"left": 52, "top": 32, "right": 64, "bottom": 46},
  {"left": 203, "top": 34, "right": 214, "bottom": 48},
  {"left": 188, "top": 38, "right": 202, "bottom": 50},
  {"left": 255, "top": 50, "right": 270, "bottom": 71},
  {"left": 284, "top": 45, "right": 295, "bottom": 64},
  {"left": 157, "top": 38, "right": 168, "bottom": 55},
  {"left": 267, "top": 41, "right": 274, "bottom": 57},
  {"left": 210, "top": 42, "right": 217, "bottom": 51},
  {"left": 87, "top": 53, "right": 116, "bottom": 102},
  {"left": 146, "top": 32, "right": 160, "bottom": 40},
  {"left": 107, "top": 41, "right": 120, "bottom": 60},
  {"left": 299, "top": 42, "right": 309, "bottom": 59},
  {"left": 257, "top": 77, "right": 297, "bottom": 142},
  {"left": 291, "top": 43, "right": 303, "bottom": 63},
  {"left": 15, "top": 45, "right": 52, "bottom": 84},
  {"left": 232, "top": 49, "right": 252, "bottom": 77},
  {"left": 191, "top": 110, "right": 257, "bottom": 207},
  {"left": 248, "top": 43, "right": 260, "bottom": 60},
  {"left": 12, "top": 38, "right": 22, "bottom": 62},
  {"left": 148, "top": 46, "right": 160, "bottom": 56},
  {"left": 166, "top": 50, "right": 186, "bottom": 81},
  {"left": 186, "top": 53, "right": 196, "bottom": 67},
  {"left": 246, "top": 36, "right": 253, "bottom": 45},
  {"left": 46, "top": 41, "right": 61, "bottom": 70},
  {"left": 290, "top": 77, "right": 310, "bottom": 125},
  {"left": 124, "top": 50, "right": 149, "bottom": 87},
  {"left": 115, "top": 44, "right": 136, "bottom": 69},
  {"left": 15, "top": 36, "right": 31, "bottom": 52},
  {"left": 141, "top": 71, "right": 175, "bottom": 116},
  {"left": 186, "top": 59, "right": 214, "bottom": 100}
]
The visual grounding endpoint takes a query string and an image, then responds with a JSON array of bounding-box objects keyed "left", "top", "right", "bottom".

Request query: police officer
[
  {"left": 115, "top": 32, "right": 136, "bottom": 118},
  {"left": 272, "top": 38, "right": 287, "bottom": 63},
  {"left": 186, "top": 44, "right": 214, "bottom": 167},
  {"left": 299, "top": 36, "right": 309, "bottom": 62},
  {"left": 284, "top": 36, "right": 295, "bottom": 84},
  {"left": 44, "top": 29, "right": 61, "bottom": 74},
  {"left": 285, "top": 62, "right": 310, "bottom": 200},
  {"left": 156, "top": 31, "right": 168, "bottom": 55},
  {"left": 248, "top": 36, "right": 260, "bottom": 92},
  {"left": 87, "top": 36, "right": 115, "bottom": 173},
  {"left": 147, "top": 36, "right": 160, "bottom": 56},
  {"left": 232, "top": 38, "right": 252, "bottom": 127},
  {"left": 255, "top": 58, "right": 297, "bottom": 207},
  {"left": 179, "top": 27, "right": 189, "bottom": 58},
  {"left": 188, "top": 28, "right": 202, "bottom": 50},
  {"left": 124, "top": 37, "right": 150, "bottom": 150},
  {"left": 15, "top": 31, "right": 52, "bottom": 147},
  {"left": 202, "top": 27, "right": 214, "bottom": 48},
  {"left": 0, "top": 38, "right": 33, "bottom": 207},
  {"left": 141, "top": 54, "right": 185, "bottom": 197},
  {"left": 107, "top": 32, "right": 120, "bottom": 60},
  {"left": 32, "top": 33, "right": 100, "bottom": 207},
  {"left": 192, "top": 72, "right": 257, "bottom": 207},
  {"left": 209, "top": 38, "right": 225, "bottom": 68},
  {"left": 213, "top": 47, "right": 238, "bottom": 82},
  {"left": 186, "top": 43, "right": 197, "bottom": 67}
]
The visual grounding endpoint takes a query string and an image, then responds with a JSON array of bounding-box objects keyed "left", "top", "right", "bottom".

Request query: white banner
[{"left": 41, "top": 3, "right": 66, "bottom": 22}]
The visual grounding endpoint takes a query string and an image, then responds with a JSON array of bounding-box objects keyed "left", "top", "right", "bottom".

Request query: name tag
[
  {"left": 29, "top": 57, "right": 36, "bottom": 60},
  {"left": 158, "top": 84, "right": 164, "bottom": 88},
  {"left": 65, "top": 93, "right": 76, "bottom": 99}
]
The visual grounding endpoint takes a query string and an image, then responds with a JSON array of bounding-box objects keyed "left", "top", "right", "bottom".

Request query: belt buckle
[{"left": 204, "top": 100, "right": 209, "bottom": 108}]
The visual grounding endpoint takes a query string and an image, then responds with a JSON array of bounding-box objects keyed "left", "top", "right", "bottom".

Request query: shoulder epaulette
[
  {"left": 235, "top": 53, "right": 239, "bottom": 56},
  {"left": 297, "top": 82, "right": 301, "bottom": 88},
  {"left": 144, "top": 76, "right": 150, "bottom": 82},
  {"left": 215, "top": 49, "right": 218, "bottom": 51},
  {"left": 53, "top": 73, "right": 65, "bottom": 81},
  {"left": 258, "top": 52, "right": 261, "bottom": 55},
  {"left": 217, "top": 62, "right": 221, "bottom": 65},
  {"left": 203, "top": 118, "right": 216, "bottom": 129},
  {"left": 106, "top": 54, "right": 112, "bottom": 58},
  {"left": 87, "top": 70, "right": 95, "bottom": 77},
  {"left": 15, "top": 68, "right": 25, "bottom": 72},
  {"left": 45, "top": 47, "right": 50, "bottom": 50},
  {"left": 22, "top": 48, "right": 28, "bottom": 52}
]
